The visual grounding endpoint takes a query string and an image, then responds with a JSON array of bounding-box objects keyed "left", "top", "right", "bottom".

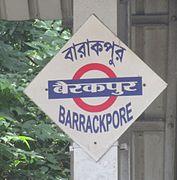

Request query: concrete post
[{"left": 71, "top": 0, "right": 119, "bottom": 179}]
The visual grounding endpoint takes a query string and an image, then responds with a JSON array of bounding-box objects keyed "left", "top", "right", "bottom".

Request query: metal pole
[{"left": 71, "top": 0, "right": 119, "bottom": 179}]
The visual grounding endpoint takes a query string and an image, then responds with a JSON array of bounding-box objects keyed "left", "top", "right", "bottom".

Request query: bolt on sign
[{"left": 24, "top": 15, "right": 167, "bottom": 161}]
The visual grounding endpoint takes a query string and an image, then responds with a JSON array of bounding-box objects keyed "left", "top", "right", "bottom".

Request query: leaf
[
  {"left": 44, "top": 30, "right": 58, "bottom": 37},
  {"left": 0, "top": 118, "right": 10, "bottom": 128},
  {"left": 47, "top": 163, "right": 61, "bottom": 170},
  {"left": 18, "top": 136, "right": 35, "bottom": 149},
  {"left": 46, "top": 154, "right": 58, "bottom": 164},
  {"left": 18, "top": 135, "right": 35, "bottom": 141},
  {"left": 10, "top": 107, "right": 26, "bottom": 115},
  {"left": 0, "top": 113, "right": 14, "bottom": 121},
  {"left": 34, "top": 20, "right": 50, "bottom": 30},
  {"left": 0, "top": 143, "right": 14, "bottom": 159},
  {"left": 60, "top": 30, "right": 71, "bottom": 40},
  {"left": 13, "top": 159, "right": 22, "bottom": 167},
  {"left": 21, "top": 120, "right": 36, "bottom": 129},
  {"left": 40, "top": 166, "right": 49, "bottom": 173},
  {"left": 53, "top": 20, "right": 63, "bottom": 31},
  {"left": 25, "top": 42, "right": 40, "bottom": 50},
  {"left": 0, "top": 117, "right": 5, "bottom": 121}
]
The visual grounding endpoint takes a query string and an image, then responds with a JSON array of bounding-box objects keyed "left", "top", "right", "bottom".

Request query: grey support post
[{"left": 71, "top": 0, "right": 119, "bottom": 179}]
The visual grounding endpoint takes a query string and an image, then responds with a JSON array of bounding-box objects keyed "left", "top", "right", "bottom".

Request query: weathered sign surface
[{"left": 24, "top": 15, "right": 167, "bottom": 161}]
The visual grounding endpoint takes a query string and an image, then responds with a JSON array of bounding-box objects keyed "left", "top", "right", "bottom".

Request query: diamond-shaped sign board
[{"left": 24, "top": 15, "right": 167, "bottom": 161}]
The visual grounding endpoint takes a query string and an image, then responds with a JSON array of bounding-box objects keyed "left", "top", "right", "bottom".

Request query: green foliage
[{"left": 0, "top": 19, "right": 71, "bottom": 179}]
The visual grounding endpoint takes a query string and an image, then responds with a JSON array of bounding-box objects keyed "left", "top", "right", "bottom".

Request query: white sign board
[{"left": 24, "top": 15, "right": 167, "bottom": 161}]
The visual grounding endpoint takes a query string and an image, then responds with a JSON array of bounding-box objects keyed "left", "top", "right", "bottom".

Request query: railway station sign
[{"left": 24, "top": 15, "right": 167, "bottom": 161}]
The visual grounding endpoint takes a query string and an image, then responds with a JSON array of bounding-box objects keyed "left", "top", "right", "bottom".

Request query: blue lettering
[
  {"left": 99, "top": 114, "right": 106, "bottom": 132},
  {"left": 79, "top": 114, "right": 86, "bottom": 132},
  {"left": 112, "top": 111, "right": 119, "bottom": 128},
  {"left": 73, "top": 112, "right": 79, "bottom": 130},
  {"left": 58, "top": 103, "right": 133, "bottom": 133},
  {"left": 126, "top": 102, "right": 133, "bottom": 121},
  {"left": 86, "top": 116, "right": 93, "bottom": 133},
  {"left": 59, "top": 105, "right": 65, "bottom": 124},
  {"left": 119, "top": 107, "right": 127, "bottom": 126},
  {"left": 93, "top": 116, "right": 99, "bottom": 133},
  {"left": 106, "top": 113, "right": 112, "bottom": 131},
  {"left": 65, "top": 110, "right": 72, "bottom": 128}
]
